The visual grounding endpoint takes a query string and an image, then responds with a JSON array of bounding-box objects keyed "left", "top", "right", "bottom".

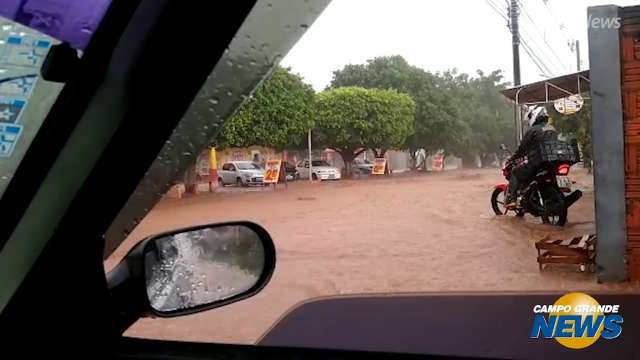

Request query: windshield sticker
[
  {"left": 0, "top": 75, "right": 37, "bottom": 97},
  {"left": 0, "top": 97, "right": 26, "bottom": 124},
  {"left": 0, "top": 34, "right": 51, "bottom": 69},
  {"left": 0, "top": 123, "right": 22, "bottom": 157}
]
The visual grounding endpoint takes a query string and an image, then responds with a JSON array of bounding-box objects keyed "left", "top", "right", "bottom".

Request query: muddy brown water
[{"left": 105, "top": 168, "right": 640, "bottom": 344}]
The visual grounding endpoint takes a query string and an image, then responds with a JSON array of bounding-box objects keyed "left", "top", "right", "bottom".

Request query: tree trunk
[
  {"left": 416, "top": 150, "right": 428, "bottom": 171},
  {"left": 381, "top": 149, "right": 391, "bottom": 174},
  {"left": 416, "top": 157, "right": 426, "bottom": 171},
  {"left": 480, "top": 153, "right": 494, "bottom": 168},
  {"left": 184, "top": 165, "right": 198, "bottom": 194},
  {"left": 578, "top": 140, "right": 593, "bottom": 174},
  {"left": 340, "top": 151, "right": 356, "bottom": 178},
  {"left": 409, "top": 149, "right": 417, "bottom": 171},
  {"left": 461, "top": 153, "right": 478, "bottom": 169}
]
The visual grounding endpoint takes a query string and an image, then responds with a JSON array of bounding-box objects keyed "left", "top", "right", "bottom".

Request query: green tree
[
  {"left": 330, "top": 56, "right": 469, "bottom": 168},
  {"left": 440, "top": 69, "right": 515, "bottom": 167},
  {"left": 315, "top": 87, "right": 415, "bottom": 176},
  {"left": 215, "top": 66, "right": 315, "bottom": 150}
]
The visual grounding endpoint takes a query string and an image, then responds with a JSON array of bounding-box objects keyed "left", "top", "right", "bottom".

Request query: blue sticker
[
  {"left": 7, "top": 36, "right": 21, "bottom": 45},
  {"left": 0, "top": 123, "right": 22, "bottom": 157},
  {"left": 0, "top": 97, "right": 26, "bottom": 124},
  {"left": 36, "top": 40, "right": 50, "bottom": 48}
]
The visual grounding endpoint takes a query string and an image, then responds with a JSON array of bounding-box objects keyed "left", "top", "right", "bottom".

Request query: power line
[
  {"left": 518, "top": 1, "right": 569, "bottom": 71},
  {"left": 521, "top": 38, "right": 554, "bottom": 77},
  {"left": 487, "top": 0, "right": 508, "bottom": 14},
  {"left": 522, "top": 43, "right": 552, "bottom": 78},
  {"left": 517, "top": 0, "right": 570, "bottom": 72},
  {"left": 539, "top": 0, "right": 575, "bottom": 51},
  {"left": 518, "top": 26, "right": 562, "bottom": 75},
  {"left": 486, "top": 0, "right": 555, "bottom": 78},
  {"left": 485, "top": 0, "right": 509, "bottom": 25}
]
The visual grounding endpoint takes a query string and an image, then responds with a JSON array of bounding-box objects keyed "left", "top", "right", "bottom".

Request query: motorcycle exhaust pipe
[{"left": 565, "top": 190, "right": 582, "bottom": 208}]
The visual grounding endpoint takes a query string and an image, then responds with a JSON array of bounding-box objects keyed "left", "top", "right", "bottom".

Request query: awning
[{"left": 500, "top": 70, "right": 590, "bottom": 104}]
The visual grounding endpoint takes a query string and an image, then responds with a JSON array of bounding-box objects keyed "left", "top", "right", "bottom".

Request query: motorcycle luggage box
[{"left": 530, "top": 139, "right": 580, "bottom": 165}]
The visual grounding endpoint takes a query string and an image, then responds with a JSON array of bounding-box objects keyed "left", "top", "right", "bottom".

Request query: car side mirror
[
  {"left": 499, "top": 144, "right": 507, "bottom": 151},
  {"left": 40, "top": 42, "right": 81, "bottom": 83},
  {"left": 107, "top": 222, "right": 275, "bottom": 331}
]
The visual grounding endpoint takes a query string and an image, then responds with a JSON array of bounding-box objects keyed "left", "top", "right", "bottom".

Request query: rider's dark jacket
[{"left": 512, "top": 122, "right": 558, "bottom": 166}]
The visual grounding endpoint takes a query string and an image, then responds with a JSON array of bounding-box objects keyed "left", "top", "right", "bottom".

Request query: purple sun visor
[{"left": 0, "top": 0, "right": 112, "bottom": 50}]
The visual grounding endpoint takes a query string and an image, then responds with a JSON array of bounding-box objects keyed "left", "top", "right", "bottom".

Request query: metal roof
[{"left": 500, "top": 70, "right": 590, "bottom": 104}]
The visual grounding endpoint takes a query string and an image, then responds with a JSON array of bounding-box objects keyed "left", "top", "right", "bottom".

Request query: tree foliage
[
  {"left": 215, "top": 66, "right": 315, "bottom": 150},
  {"left": 315, "top": 86, "right": 415, "bottom": 175},
  {"left": 439, "top": 69, "right": 515, "bottom": 166},
  {"left": 330, "top": 56, "right": 515, "bottom": 168},
  {"left": 330, "top": 56, "right": 467, "bottom": 159}
]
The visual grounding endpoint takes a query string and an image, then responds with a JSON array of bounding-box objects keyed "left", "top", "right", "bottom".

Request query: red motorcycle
[{"left": 491, "top": 144, "right": 582, "bottom": 226}]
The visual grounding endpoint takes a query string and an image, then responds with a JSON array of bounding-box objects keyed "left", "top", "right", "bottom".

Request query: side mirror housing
[{"left": 107, "top": 221, "right": 276, "bottom": 331}]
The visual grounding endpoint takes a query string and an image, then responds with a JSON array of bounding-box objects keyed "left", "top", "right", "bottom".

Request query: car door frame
[
  {"left": 227, "top": 163, "right": 238, "bottom": 184},
  {"left": 220, "top": 162, "right": 231, "bottom": 184}
]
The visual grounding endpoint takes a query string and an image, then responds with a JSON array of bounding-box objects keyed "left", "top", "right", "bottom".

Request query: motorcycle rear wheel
[{"left": 537, "top": 187, "right": 567, "bottom": 226}]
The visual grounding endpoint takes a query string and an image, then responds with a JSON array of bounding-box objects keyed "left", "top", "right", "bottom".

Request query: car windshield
[
  {"left": 94, "top": 0, "right": 639, "bottom": 355},
  {"left": 0, "top": 3, "right": 111, "bottom": 199},
  {"left": 312, "top": 160, "right": 330, "bottom": 167},
  {"left": 237, "top": 162, "right": 261, "bottom": 170}
]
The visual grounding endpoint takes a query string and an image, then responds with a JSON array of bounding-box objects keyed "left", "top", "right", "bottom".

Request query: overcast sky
[{"left": 282, "top": 0, "right": 638, "bottom": 90}]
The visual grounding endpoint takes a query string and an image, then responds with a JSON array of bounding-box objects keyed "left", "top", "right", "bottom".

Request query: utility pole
[
  {"left": 308, "top": 129, "right": 313, "bottom": 183},
  {"left": 509, "top": 0, "right": 522, "bottom": 144},
  {"left": 575, "top": 40, "right": 581, "bottom": 71},
  {"left": 510, "top": 0, "right": 521, "bottom": 86}
]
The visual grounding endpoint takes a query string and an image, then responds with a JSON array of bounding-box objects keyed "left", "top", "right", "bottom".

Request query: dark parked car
[
  {"left": 353, "top": 158, "right": 374, "bottom": 174},
  {"left": 283, "top": 161, "right": 299, "bottom": 180}
]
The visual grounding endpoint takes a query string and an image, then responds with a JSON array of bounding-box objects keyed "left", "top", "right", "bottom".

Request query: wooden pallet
[{"left": 535, "top": 234, "right": 596, "bottom": 272}]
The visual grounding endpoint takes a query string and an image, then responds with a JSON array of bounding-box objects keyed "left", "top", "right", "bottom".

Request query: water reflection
[{"left": 144, "top": 225, "right": 265, "bottom": 312}]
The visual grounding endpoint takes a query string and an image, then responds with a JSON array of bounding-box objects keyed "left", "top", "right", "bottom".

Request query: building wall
[
  {"left": 587, "top": 5, "right": 628, "bottom": 282},
  {"left": 619, "top": 5, "right": 640, "bottom": 281}
]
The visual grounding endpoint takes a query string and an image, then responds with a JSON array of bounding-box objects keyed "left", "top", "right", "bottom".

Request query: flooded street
[{"left": 106, "top": 168, "right": 639, "bottom": 344}]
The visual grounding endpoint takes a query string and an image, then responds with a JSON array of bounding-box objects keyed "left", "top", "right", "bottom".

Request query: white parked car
[
  {"left": 218, "top": 161, "right": 265, "bottom": 187},
  {"left": 296, "top": 160, "right": 341, "bottom": 181}
]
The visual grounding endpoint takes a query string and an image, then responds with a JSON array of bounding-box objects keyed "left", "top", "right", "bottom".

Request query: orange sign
[
  {"left": 372, "top": 158, "right": 387, "bottom": 175},
  {"left": 264, "top": 160, "right": 282, "bottom": 184}
]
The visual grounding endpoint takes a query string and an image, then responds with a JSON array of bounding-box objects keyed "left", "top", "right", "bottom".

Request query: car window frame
[{"left": 0, "top": 0, "right": 264, "bottom": 345}]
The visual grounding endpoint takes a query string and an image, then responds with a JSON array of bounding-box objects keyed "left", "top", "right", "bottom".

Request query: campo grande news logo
[{"left": 530, "top": 292, "right": 623, "bottom": 349}]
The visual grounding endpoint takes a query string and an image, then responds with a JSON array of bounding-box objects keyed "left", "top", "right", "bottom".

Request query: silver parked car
[{"left": 218, "top": 161, "right": 265, "bottom": 187}]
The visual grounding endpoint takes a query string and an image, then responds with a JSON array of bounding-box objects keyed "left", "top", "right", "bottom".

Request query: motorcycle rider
[{"left": 505, "top": 106, "right": 558, "bottom": 209}]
